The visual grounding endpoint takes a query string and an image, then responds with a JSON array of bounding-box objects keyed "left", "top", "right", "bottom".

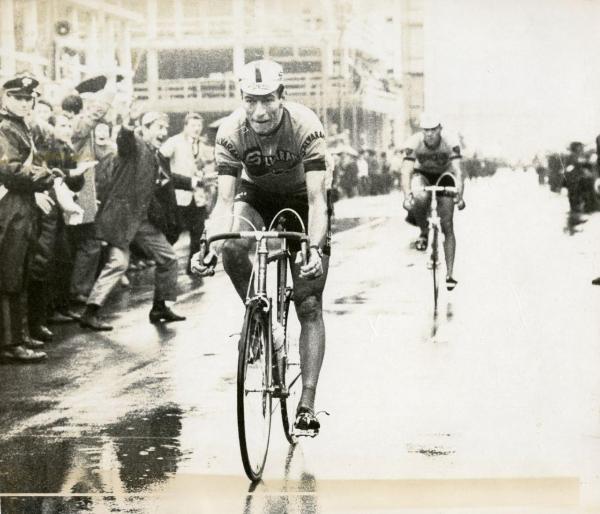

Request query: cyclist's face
[
  {"left": 423, "top": 126, "right": 442, "bottom": 146},
  {"left": 242, "top": 92, "right": 284, "bottom": 135}
]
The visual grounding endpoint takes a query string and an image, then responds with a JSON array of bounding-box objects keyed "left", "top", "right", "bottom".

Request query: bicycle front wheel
[
  {"left": 430, "top": 227, "right": 440, "bottom": 313},
  {"left": 280, "top": 296, "right": 303, "bottom": 444},
  {"left": 237, "top": 301, "right": 272, "bottom": 481}
]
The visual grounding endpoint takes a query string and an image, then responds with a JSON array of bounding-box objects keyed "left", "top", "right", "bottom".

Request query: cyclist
[
  {"left": 192, "top": 59, "right": 329, "bottom": 435},
  {"left": 401, "top": 113, "right": 465, "bottom": 290}
]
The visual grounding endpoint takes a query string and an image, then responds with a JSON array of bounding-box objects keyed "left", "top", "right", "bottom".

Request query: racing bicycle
[
  {"left": 201, "top": 212, "right": 309, "bottom": 481},
  {"left": 412, "top": 182, "right": 458, "bottom": 314}
]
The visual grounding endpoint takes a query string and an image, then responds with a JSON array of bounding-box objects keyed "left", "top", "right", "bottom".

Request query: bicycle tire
[
  {"left": 279, "top": 292, "right": 303, "bottom": 444},
  {"left": 237, "top": 300, "right": 272, "bottom": 482},
  {"left": 431, "top": 227, "right": 440, "bottom": 313}
]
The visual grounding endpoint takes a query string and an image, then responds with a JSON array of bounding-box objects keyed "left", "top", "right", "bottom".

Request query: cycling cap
[
  {"left": 419, "top": 112, "right": 441, "bottom": 129},
  {"left": 239, "top": 59, "right": 284, "bottom": 95}
]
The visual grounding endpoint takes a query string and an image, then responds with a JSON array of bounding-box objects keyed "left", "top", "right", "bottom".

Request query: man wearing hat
[
  {"left": 192, "top": 59, "right": 330, "bottom": 435},
  {"left": 0, "top": 75, "right": 57, "bottom": 362},
  {"left": 79, "top": 107, "right": 194, "bottom": 331},
  {"left": 401, "top": 112, "right": 466, "bottom": 290}
]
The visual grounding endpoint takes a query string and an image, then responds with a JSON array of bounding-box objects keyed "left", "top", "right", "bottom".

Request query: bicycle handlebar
[
  {"left": 412, "top": 185, "right": 458, "bottom": 194},
  {"left": 207, "top": 231, "right": 309, "bottom": 245},
  {"left": 205, "top": 230, "right": 310, "bottom": 267}
]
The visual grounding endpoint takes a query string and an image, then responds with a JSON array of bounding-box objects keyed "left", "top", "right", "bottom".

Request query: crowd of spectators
[
  {"left": 329, "top": 144, "right": 499, "bottom": 201},
  {"left": 529, "top": 140, "right": 600, "bottom": 286},
  {"left": 0, "top": 72, "right": 215, "bottom": 363},
  {"left": 535, "top": 142, "right": 600, "bottom": 214}
]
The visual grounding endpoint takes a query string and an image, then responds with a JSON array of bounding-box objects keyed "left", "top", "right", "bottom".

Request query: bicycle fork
[
  {"left": 427, "top": 196, "right": 441, "bottom": 270},
  {"left": 273, "top": 240, "right": 293, "bottom": 399}
]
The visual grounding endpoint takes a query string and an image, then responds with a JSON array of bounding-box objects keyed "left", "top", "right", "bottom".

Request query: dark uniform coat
[{"left": 0, "top": 110, "right": 54, "bottom": 293}]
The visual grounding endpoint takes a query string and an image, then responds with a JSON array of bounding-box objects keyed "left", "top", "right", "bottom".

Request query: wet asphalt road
[{"left": 1, "top": 170, "right": 599, "bottom": 514}]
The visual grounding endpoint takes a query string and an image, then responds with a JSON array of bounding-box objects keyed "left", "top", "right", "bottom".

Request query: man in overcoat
[
  {"left": 80, "top": 109, "right": 196, "bottom": 331},
  {"left": 0, "top": 76, "right": 57, "bottom": 362}
]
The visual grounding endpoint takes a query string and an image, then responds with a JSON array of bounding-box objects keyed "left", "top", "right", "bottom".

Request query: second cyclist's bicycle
[{"left": 412, "top": 182, "right": 458, "bottom": 313}]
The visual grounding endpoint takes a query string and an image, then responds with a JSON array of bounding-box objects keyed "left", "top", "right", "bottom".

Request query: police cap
[{"left": 2, "top": 75, "right": 40, "bottom": 98}]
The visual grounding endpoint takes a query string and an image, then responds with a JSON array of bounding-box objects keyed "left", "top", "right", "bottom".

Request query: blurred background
[{"left": 2, "top": 0, "right": 599, "bottom": 162}]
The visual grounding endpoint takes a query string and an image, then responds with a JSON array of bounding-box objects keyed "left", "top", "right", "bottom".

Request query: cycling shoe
[
  {"left": 293, "top": 407, "right": 320, "bottom": 437},
  {"left": 415, "top": 237, "right": 427, "bottom": 251}
]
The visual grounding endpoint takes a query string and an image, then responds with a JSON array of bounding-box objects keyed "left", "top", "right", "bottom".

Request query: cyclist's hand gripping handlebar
[{"left": 298, "top": 243, "right": 324, "bottom": 280}]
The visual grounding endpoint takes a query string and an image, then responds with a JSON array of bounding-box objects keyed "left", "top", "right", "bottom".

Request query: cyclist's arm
[
  {"left": 450, "top": 157, "right": 464, "bottom": 198},
  {"left": 306, "top": 170, "right": 328, "bottom": 250},
  {"left": 204, "top": 174, "right": 236, "bottom": 256},
  {"left": 400, "top": 158, "right": 415, "bottom": 196}
]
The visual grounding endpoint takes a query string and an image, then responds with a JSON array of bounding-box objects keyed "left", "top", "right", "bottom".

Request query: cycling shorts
[
  {"left": 235, "top": 180, "right": 331, "bottom": 255},
  {"left": 414, "top": 170, "right": 456, "bottom": 187}
]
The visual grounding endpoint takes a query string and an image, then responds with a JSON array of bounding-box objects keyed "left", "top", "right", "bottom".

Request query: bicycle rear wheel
[
  {"left": 237, "top": 301, "right": 272, "bottom": 481},
  {"left": 430, "top": 227, "right": 440, "bottom": 313},
  {"left": 280, "top": 293, "right": 303, "bottom": 444}
]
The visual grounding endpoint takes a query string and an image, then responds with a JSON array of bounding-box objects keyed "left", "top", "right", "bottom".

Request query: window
[
  {"left": 245, "top": 47, "right": 264, "bottom": 62},
  {"left": 299, "top": 47, "right": 321, "bottom": 57},
  {"left": 269, "top": 47, "right": 293, "bottom": 58}
]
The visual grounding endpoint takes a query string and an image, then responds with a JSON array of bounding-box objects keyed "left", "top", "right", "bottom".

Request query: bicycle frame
[
  {"left": 413, "top": 186, "right": 457, "bottom": 260},
  {"left": 208, "top": 229, "right": 309, "bottom": 480},
  {"left": 412, "top": 183, "right": 457, "bottom": 312},
  {"left": 208, "top": 230, "right": 308, "bottom": 301}
]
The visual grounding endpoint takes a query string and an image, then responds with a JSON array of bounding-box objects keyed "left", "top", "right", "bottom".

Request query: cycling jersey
[
  {"left": 402, "top": 132, "right": 461, "bottom": 175},
  {"left": 215, "top": 101, "right": 327, "bottom": 195}
]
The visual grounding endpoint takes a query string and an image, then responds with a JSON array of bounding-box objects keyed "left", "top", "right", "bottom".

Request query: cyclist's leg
[
  {"left": 222, "top": 201, "right": 265, "bottom": 301},
  {"left": 289, "top": 257, "right": 329, "bottom": 414},
  {"left": 438, "top": 196, "right": 456, "bottom": 277},
  {"left": 410, "top": 173, "right": 431, "bottom": 240},
  {"left": 437, "top": 172, "right": 457, "bottom": 281}
]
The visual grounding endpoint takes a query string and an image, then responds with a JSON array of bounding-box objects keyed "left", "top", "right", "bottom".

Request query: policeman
[{"left": 0, "top": 75, "right": 56, "bottom": 363}]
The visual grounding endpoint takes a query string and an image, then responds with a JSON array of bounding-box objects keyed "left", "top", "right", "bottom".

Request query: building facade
[
  {"left": 0, "top": 0, "right": 139, "bottom": 100},
  {"left": 131, "top": 0, "right": 416, "bottom": 149}
]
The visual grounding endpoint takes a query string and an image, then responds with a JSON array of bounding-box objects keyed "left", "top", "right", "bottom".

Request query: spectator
[
  {"left": 0, "top": 75, "right": 57, "bottom": 363},
  {"left": 380, "top": 151, "right": 393, "bottom": 194},
  {"left": 356, "top": 150, "right": 369, "bottom": 195},
  {"left": 160, "top": 112, "right": 210, "bottom": 274},
  {"left": 547, "top": 152, "right": 565, "bottom": 193},
  {"left": 533, "top": 154, "right": 548, "bottom": 185},
  {"left": 563, "top": 142, "right": 592, "bottom": 212},
  {"left": 389, "top": 147, "right": 404, "bottom": 189},
  {"left": 65, "top": 74, "right": 117, "bottom": 307},
  {"left": 339, "top": 152, "right": 358, "bottom": 198},
  {"left": 40, "top": 113, "right": 86, "bottom": 324},
  {"left": 79, "top": 109, "right": 194, "bottom": 331},
  {"left": 367, "top": 149, "right": 380, "bottom": 195}
]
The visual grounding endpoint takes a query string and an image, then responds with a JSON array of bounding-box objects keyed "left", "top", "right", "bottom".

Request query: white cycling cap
[
  {"left": 419, "top": 112, "right": 442, "bottom": 129},
  {"left": 239, "top": 59, "right": 284, "bottom": 95}
]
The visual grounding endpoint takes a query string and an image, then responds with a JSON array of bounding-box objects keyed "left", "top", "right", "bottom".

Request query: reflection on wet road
[{"left": 1, "top": 171, "right": 600, "bottom": 513}]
